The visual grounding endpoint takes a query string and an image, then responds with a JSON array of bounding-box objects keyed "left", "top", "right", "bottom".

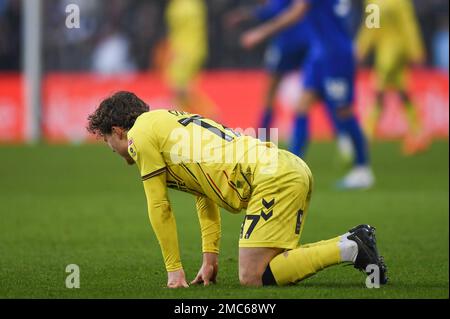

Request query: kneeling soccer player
[{"left": 87, "top": 91, "right": 387, "bottom": 288}]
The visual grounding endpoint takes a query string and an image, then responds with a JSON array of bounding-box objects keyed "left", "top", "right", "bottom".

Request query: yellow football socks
[
  {"left": 300, "top": 236, "right": 341, "bottom": 248},
  {"left": 269, "top": 239, "right": 342, "bottom": 285}
]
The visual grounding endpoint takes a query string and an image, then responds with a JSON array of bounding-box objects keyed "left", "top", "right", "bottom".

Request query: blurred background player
[
  {"left": 163, "top": 0, "right": 216, "bottom": 118},
  {"left": 241, "top": 0, "right": 374, "bottom": 189},
  {"left": 225, "top": 0, "right": 311, "bottom": 140},
  {"left": 226, "top": 0, "right": 354, "bottom": 162},
  {"left": 357, "top": 0, "right": 428, "bottom": 156}
]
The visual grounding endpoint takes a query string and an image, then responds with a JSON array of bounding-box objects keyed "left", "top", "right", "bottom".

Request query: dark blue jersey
[
  {"left": 303, "top": 0, "right": 353, "bottom": 57},
  {"left": 253, "top": 0, "right": 311, "bottom": 50}
]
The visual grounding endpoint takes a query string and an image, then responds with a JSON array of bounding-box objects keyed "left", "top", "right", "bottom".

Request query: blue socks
[
  {"left": 290, "top": 114, "right": 309, "bottom": 158},
  {"left": 289, "top": 113, "right": 368, "bottom": 165},
  {"left": 260, "top": 107, "right": 274, "bottom": 142},
  {"left": 338, "top": 116, "right": 368, "bottom": 166},
  {"left": 260, "top": 107, "right": 273, "bottom": 130}
]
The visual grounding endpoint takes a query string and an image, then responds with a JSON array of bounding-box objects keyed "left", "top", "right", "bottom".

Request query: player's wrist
[
  {"left": 202, "top": 242, "right": 220, "bottom": 254},
  {"left": 166, "top": 268, "right": 189, "bottom": 288},
  {"left": 167, "top": 268, "right": 186, "bottom": 282},
  {"left": 166, "top": 263, "right": 183, "bottom": 273},
  {"left": 202, "top": 252, "right": 219, "bottom": 265},
  {"left": 202, "top": 247, "right": 219, "bottom": 254}
]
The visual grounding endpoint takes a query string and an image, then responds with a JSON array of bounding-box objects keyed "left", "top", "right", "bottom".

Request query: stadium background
[
  {"left": 0, "top": 0, "right": 448, "bottom": 142},
  {"left": 0, "top": 0, "right": 448, "bottom": 298}
]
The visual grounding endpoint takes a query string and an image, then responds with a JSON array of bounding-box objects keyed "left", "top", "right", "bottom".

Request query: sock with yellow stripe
[{"left": 262, "top": 235, "right": 357, "bottom": 286}]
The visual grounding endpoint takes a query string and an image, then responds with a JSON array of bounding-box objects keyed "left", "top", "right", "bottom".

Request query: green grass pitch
[{"left": 0, "top": 141, "right": 448, "bottom": 298}]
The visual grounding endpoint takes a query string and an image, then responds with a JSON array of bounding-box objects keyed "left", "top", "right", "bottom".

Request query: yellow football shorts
[{"left": 238, "top": 149, "right": 313, "bottom": 249}]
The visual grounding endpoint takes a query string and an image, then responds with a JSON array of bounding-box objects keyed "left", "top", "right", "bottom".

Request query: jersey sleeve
[
  {"left": 196, "top": 196, "right": 221, "bottom": 254},
  {"left": 127, "top": 128, "right": 166, "bottom": 181},
  {"left": 142, "top": 173, "right": 182, "bottom": 272}
]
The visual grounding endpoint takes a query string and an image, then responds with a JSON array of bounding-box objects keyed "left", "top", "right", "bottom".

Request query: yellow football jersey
[
  {"left": 127, "top": 110, "right": 313, "bottom": 272},
  {"left": 127, "top": 110, "right": 278, "bottom": 213}
]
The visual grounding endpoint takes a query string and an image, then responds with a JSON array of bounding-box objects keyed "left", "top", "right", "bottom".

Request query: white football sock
[
  {"left": 338, "top": 237, "right": 358, "bottom": 262},
  {"left": 340, "top": 232, "right": 352, "bottom": 241}
]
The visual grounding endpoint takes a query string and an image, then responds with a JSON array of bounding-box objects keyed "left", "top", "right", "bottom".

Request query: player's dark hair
[{"left": 87, "top": 91, "right": 149, "bottom": 136}]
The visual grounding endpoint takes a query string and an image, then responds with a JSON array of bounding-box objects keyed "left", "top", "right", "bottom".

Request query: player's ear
[{"left": 111, "top": 126, "right": 126, "bottom": 139}]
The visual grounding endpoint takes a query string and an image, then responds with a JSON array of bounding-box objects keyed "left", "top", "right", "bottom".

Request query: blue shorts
[
  {"left": 302, "top": 52, "right": 355, "bottom": 110},
  {"left": 264, "top": 41, "right": 309, "bottom": 75}
]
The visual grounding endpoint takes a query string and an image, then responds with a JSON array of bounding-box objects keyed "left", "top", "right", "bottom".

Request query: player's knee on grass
[
  {"left": 238, "top": 247, "right": 282, "bottom": 287},
  {"left": 238, "top": 257, "right": 267, "bottom": 287},
  {"left": 239, "top": 264, "right": 277, "bottom": 286},
  {"left": 239, "top": 269, "right": 264, "bottom": 287}
]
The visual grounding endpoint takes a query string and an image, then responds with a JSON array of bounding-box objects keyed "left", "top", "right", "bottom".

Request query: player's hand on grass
[
  {"left": 167, "top": 269, "right": 189, "bottom": 288},
  {"left": 191, "top": 252, "right": 219, "bottom": 286}
]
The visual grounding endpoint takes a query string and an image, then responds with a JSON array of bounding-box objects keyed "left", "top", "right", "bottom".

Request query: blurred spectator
[
  {"left": 91, "top": 24, "right": 136, "bottom": 74},
  {"left": 0, "top": 0, "right": 21, "bottom": 70}
]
